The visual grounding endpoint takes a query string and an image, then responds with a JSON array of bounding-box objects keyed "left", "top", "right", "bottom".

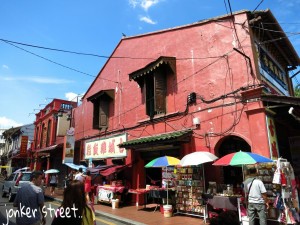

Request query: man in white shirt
[
  {"left": 243, "top": 167, "right": 269, "bottom": 225},
  {"left": 74, "top": 168, "right": 85, "bottom": 182}
]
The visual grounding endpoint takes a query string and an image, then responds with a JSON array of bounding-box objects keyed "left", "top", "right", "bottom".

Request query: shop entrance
[{"left": 216, "top": 135, "right": 250, "bottom": 186}]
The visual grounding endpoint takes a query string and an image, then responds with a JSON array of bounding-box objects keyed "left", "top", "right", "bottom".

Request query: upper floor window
[
  {"left": 87, "top": 90, "right": 114, "bottom": 130},
  {"left": 129, "top": 56, "right": 176, "bottom": 118}
]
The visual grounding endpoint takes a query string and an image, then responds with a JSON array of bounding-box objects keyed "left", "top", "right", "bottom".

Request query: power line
[
  {"left": 0, "top": 38, "right": 225, "bottom": 60},
  {"left": 252, "top": 0, "right": 264, "bottom": 12},
  {"left": 1, "top": 39, "right": 119, "bottom": 84}
]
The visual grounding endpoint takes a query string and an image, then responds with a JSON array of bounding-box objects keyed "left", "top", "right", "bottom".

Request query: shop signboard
[
  {"left": 63, "top": 127, "right": 75, "bottom": 163},
  {"left": 266, "top": 115, "right": 279, "bottom": 160},
  {"left": 20, "top": 136, "right": 28, "bottom": 157},
  {"left": 84, "top": 133, "right": 127, "bottom": 159}
]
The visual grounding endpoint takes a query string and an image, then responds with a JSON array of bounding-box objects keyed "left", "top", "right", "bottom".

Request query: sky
[{"left": 0, "top": 0, "right": 299, "bottom": 129}]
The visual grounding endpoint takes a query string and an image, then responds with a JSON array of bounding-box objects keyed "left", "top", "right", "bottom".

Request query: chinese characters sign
[
  {"left": 256, "top": 44, "right": 288, "bottom": 96},
  {"left": 266, "top": 116, "right": 279, "bottom": 160},
  {"left": 84, "top": 133, "right": 127, "bottom": 159},
  {"left": 20, "top": 136, "right": 28, "bottom": 157}
]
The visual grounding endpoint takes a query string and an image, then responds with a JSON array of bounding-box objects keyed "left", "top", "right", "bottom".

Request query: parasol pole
[{"left": 166, "top": 166, "right": 169, "bottom": 205}]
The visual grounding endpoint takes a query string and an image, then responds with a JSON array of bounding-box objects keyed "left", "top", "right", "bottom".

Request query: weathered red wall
[{"left": 74, "top": 12, "right": 271, "bottom": 191}]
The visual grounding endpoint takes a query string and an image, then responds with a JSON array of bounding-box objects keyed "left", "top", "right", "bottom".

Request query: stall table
[
  {"left": 128, "top": 189, "right": 150, "bottom": 208},
  {"left": 97, "top": 185, "right": 125, "bottom": 204},
  {"left": 207, "top": 195, "right": 242, "bottom": 222}
]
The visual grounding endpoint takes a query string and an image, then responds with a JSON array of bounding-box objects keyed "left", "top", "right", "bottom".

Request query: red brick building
[{"left": 73, "top": 9, "right": 300, "bottom": 191}]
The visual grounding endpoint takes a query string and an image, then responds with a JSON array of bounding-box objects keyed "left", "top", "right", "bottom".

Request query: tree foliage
[{"left": 295, "top": 84, "right": 300, "bottom": 97}]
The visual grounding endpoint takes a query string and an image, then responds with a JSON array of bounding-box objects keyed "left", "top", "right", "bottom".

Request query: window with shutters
[
  {"left": 87, "top": 90, "right": 114, "bottom": 130},
  {"left": 145, "top": 70, "right": 167, "bottom": 117},
  {"left": 129, "top": 56, "right": 176, "bottom": 119}
]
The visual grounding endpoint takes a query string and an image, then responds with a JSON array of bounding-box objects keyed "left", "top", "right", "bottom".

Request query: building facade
[
  {"left": 72, "top": 9, "right": 299, "bottom": 195},
  {"left": 31, "top": 99, "right": 77, "bottom": 182},
  {"left": 1, "top": 124, "right": 34, "bottom": 174}
]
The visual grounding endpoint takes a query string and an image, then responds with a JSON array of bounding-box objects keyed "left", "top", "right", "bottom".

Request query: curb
[{"left": 44, "top": 195, "right": 146, "bottom": 225}]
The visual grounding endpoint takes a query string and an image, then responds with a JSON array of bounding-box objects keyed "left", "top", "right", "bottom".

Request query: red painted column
[{"left": 242, "top": 87, "right": 271, "bottom": 158}]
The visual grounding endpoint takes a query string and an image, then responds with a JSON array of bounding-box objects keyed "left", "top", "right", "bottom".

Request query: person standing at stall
[{"left": 243, "top": 167, "right": 269, "bottom": 225}]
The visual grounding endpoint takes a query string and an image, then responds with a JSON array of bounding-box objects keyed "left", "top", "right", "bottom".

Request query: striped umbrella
[
  {"left": 145, "top": 156, "right": 180, "bottom": 168},
  {"left": 212, "top": 151, "right": 273, "bottom": 166},
  {"left": 145, "top": 156, "right": 180, "bottom": 205}
]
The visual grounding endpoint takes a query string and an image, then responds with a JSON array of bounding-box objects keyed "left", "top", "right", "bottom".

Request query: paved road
[{"left": 0, "top": 193, "right": 126, "bottom": 225}]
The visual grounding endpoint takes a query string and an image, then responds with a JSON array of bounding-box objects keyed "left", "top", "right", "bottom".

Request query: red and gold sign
[
  {"left": 20, "top": 136, "right": 28, "bottom": 156},
  {"left": 266, "top": 116, "right": 279, "bottom": 160}
]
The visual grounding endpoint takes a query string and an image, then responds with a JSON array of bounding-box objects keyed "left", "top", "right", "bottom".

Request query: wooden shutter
[
  {"left": 99, "top": 98, "right": 109, "bottom": 129},
  {"left": 146, "top": 76, "right": 154, "bottom": 117},
  {"left": 93, "top": 100, "right": 100, "bottom": 129},
  {"left": 154, "top": 71, "right": 166, "bottom": 114}
]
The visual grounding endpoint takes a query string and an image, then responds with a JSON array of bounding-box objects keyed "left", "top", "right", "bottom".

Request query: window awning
[
  {"left": 37, "top": 143, "right": 63, "bottom": 153},
  {"left": 99, "top": 164, "right": 129, "bottom": 177},
  {"left": 119, "top": 129, "right": 192, "bottom": 149},
  {"left": 87, "top": 89, "right": 115, "bottom": 102},
  {"left": 129, "top": 56, "right": 176, "bottom": 82}
]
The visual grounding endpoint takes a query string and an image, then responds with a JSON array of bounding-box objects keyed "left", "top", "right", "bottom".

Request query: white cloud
[
  {"left": 65, "top": 92, "right": 85, "bottom": 102},
  {"left": 141, "top": 0, "right": 159, "bottom": 11},
  {"left": 129, "top": 0, "right": 138, "bottom": 8},
  {"left": 0, "top": 117, "right": 23, "bottom": 129},
  {"left": 140, "top": 16, "right": 157, "bottom": 24},
  {"left": 2, "top": 76, "right": 73, "bottom": 84},
  {"left": 129, "top": 0, "right": 161, "bottom": 11},
  {"left": 2, "top": 65, "right": 9, "bottom": 69}
]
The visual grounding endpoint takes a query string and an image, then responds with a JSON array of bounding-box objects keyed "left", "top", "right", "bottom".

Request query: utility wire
[
  {"left": 252, "top": 0, "right": 264, "bottom": 12},
  {"left": 1, "top": 39, "right": 119, "bottom": 84},
  {"left": 0, "top": 38, "right": 225, "bottom": 60}
]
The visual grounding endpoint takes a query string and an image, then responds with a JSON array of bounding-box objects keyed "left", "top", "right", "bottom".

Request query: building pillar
[{"left": 242, "top": 87, "right": 271, "bottom": 158}]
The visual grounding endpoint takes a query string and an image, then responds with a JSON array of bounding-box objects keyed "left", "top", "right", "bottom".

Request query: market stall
[
  {"left": 128, "top": 188, "right": 150, "bottom": 208},
  {"left": 244, "top": 158, "right": 299, "bottom": 224},
  {"left": 212, "top": 151, "right": 274, "bottom": 223},
  {"left": 96, "top": 180, "right": 125, "bottom": 204},
  {"left": 175, "top": 151, "right": 218, "bottom": 223}
]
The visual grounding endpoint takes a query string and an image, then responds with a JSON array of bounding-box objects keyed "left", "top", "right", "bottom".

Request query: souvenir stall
[
  {"left": 96, "top": 165, "right": 127, "bottom": 205},
  {"left": 212, "top": 151, "right": 274, "bottom": 223},
  {"left": 244, "top": 158, "right": 299, "bottom": 224},
  {"left": 175, "top": 166, "right": 207, "bottom": 219},
  {"left": 128, "top": 156, "right": 179, "bottom": 216},
  {"left": 96, "top": 181, "right": 125, "bottom": 204},
  {"left": 175, "top": 151, "right": 218, "bottom": 223}
]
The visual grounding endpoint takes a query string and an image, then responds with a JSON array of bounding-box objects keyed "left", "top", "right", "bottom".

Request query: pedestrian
[
  {"left": 51, "top": 180, "right": 95, "bottom": 225},
  {"left": 13, "top": 170, "right": 46, "bottom": 225},
  {"left": 243, "top": 167, "right": 269, "bottom": 225},
  {"left": 49, "top": 173, "right": 58, "bottom": 195},
  {"left": 68, "top": 170, "right": 75, "bottom": 182},
  {"left": 2, "top": 169, "right": 8, "bottom": 179},
  {"left": 74, "top": 168, "right": 85, "bottom": 183},
  {"left": 84, "top": 170, "right": 92, "bottom": 203}
]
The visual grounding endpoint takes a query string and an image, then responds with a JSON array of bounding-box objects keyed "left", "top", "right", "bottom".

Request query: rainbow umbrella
[
  {"left": 212, "top": 150, "right": 273, "bottom": 166},
  {"left": 145, "top": 156, "right": 180, "bottom": 168},
  {"left": 145, "top": 156, "right": 180, "bottom": 205}
]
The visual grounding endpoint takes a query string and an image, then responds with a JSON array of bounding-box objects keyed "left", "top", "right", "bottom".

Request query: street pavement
[{"left": 0, "top": 176, "right": 206, "bottom": 225}]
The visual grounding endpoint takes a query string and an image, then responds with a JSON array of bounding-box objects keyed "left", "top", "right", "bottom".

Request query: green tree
[{"left": 295, "top": 84, "right": 300, "bottom": 97}]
